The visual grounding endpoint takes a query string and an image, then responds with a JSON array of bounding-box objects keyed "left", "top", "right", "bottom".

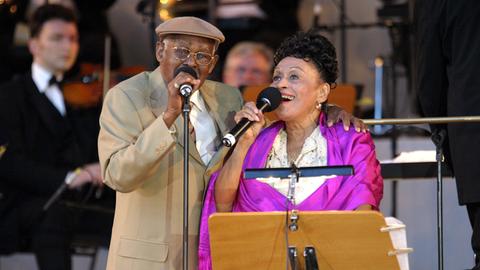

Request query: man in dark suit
[
  {"left": 416, "top": 1, "right": 480, "bottom": 269},
  {"left": 0, "top": 4, "right": 103, "bottom": 270}
]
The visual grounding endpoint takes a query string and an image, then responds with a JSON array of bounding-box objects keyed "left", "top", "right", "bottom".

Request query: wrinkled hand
[
  {"left": 326, "top": 105, "right": 368, "bottom": 132},
  {"left": 234, "top": 102, "right": 265, "bottom": 147},
  {"left": 163, "top": 71, "right": 201, "bottom": 127},
  {"left": 68, "top": 163, "right": 103, "bottom": 189}
]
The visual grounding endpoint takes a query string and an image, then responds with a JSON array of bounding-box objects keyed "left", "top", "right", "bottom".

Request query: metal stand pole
[
  {"left": 431, "top": 129, "right": 446, "bottom": 270},
  {"left": 182, "top": 97, "right": 191, "bottom": 270},
  {"left": 373, "top": 56, "right": 384, "bottom": 135}
]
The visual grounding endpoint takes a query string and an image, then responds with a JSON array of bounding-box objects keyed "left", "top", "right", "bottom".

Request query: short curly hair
[{"left": 274, "top": 31, "right": 338, "bottom": 86}]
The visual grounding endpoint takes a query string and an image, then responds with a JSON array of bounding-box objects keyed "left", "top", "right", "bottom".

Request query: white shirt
[
  {"left": 259, "top": 127, "right": 334, "bottom": 204},
  {"left": 189, "top": 90, "right": 218, "bottom": 165},
  {"left": 32, "top": 62, "right": 66, "bottom": 116}
]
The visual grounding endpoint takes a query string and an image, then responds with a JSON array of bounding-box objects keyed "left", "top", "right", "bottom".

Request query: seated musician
[{"left": 198, "top": 31, "right": 383, "bottom": 269}]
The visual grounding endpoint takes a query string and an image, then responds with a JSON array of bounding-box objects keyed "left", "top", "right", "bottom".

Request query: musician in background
[
  {"left": 222, "top": 41, "right": 273, "bottom": 90},
  {"left": 0, "top": 4, "right": 102, "bottom": 269},
  {"left": 416, "top": 1, "right": 480, "bottom": 269}
]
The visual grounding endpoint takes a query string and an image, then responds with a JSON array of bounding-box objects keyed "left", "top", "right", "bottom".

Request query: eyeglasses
[{"left": 171, "top": 46, "right": 214, "bottom": 66}]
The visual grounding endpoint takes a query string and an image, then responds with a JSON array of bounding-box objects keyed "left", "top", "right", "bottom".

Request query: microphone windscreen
[
  {"left": 256, "top": 87, "right": 282, "bottom": 112},
  {"left": 173, "top": 66, "right": 198, "bottom": 79}
]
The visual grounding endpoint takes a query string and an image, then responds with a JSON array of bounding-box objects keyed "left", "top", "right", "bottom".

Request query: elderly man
[{"left": 98, "top": 17, "right": 243, "bottom": 269}]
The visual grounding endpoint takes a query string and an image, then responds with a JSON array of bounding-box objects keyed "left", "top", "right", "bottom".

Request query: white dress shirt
[
  {"left": 32, "top": 62, "right": 66, "bottom": 116},
  {"left": 189, "top": 90, "right": 218, "bottom": 165}
]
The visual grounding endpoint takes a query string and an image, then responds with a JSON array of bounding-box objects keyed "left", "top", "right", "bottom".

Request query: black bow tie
[{"left": 48, "top": 76, "right": 64, "bottom": 88}]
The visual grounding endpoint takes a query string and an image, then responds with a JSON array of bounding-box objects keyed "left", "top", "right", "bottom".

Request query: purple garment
[{"left": 198, "top": 114, "right": 383, "bottom": 270}]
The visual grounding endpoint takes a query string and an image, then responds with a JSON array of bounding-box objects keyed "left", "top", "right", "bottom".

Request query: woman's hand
[{"left": 234, "top": 101, "right": 266, "bottom": 148}]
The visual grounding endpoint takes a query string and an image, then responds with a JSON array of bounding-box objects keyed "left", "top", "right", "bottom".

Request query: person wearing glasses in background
[{"left": 222, "top": 41, "right": 274, "bottom": 90}]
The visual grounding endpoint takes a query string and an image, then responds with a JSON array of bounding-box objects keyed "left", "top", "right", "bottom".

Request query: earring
[{"left": 315, "top": 101, "right": 322, "bottom": 110}]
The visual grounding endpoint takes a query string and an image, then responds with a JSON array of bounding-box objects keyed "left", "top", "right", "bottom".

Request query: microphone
[
  {"left": 173, "top": 66, "right": 198, "bottom": 97},
  {"left": 222, "top": 87, "right": 282, "bottom": 147}
]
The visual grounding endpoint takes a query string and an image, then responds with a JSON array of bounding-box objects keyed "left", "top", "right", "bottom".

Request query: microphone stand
[{"left": 182, "top": 93, "right": 192, "bottom": 270}]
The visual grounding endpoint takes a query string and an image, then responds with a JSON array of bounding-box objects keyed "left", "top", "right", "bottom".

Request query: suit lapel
[
  {"left": 25, "top": 75, "right": 68, "bottom": 136},
  {"left": 149, "top": 67, "right": 169, "bottom": 119},
  {"left": 148, "top": 68, "right": 203, "bottom": 165},
  {"left": 23, "top": 74, "right": 82, "bottom": 165}
]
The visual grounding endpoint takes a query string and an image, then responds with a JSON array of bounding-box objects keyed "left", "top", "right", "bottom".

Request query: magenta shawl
[{"left": 198, "top": 115, "right": 383, "bottom": 269}]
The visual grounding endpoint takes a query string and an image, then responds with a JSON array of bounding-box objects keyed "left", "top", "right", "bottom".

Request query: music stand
[{"left": 209, "top": 211, "right": 402, "bottom": 270}]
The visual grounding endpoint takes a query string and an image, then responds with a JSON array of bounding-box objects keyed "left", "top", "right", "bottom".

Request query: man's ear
[
  {"left": 208, "top": 55, "right": 219, "bottom": 74},
  {"left": 28, "top": 39, "right": 38, "bottom": 56},
  {"left": 155, "top": 41, "right": 164, "bottom": 63}
]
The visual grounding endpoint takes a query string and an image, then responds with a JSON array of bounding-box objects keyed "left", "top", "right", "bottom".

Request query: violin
[
  {"left": 63, "top": 63, "right": 146, "bottom": 108},
  {"left": 63, "top": 35, "right": 146, "bottom": 108}
]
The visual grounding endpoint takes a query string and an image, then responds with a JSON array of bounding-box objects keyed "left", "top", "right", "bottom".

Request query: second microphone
[{"left": 222, "top": 87, "right": 282, "bottom": 147}]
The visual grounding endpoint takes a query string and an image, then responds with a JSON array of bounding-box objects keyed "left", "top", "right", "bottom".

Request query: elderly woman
[{"left": 198, "top": 31, "right": 383, "bottom": 269}]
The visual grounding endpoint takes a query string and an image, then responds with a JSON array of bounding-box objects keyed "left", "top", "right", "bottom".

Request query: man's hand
[
  {"left": 326, "top": 105, "right": 368, "bottom": 132},
  {"left": 163, "top": 71, "right": 201, "bottom": 128},
  {"left": 68, "top": 163, "right": 103, "bottom": 189}
]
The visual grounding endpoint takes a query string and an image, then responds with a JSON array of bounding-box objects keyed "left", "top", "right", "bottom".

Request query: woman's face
[{"left": 270, "top": 57, "right": 330, "bottom": 123}]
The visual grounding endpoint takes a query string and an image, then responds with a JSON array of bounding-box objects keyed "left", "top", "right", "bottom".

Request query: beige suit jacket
[{"left": 98, "top": 67, "right": 242, "bottom": 270}]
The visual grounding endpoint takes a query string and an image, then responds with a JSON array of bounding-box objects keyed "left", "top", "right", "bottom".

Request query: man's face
[
  {"left": 156, "top": 35, "right": 218, "bottom": 87},
  {"left": 223, "top": 52, "right": 271, "bottom": 88},
  {"left": 28, "top": 19, "right": 79, "bottom": 74}
]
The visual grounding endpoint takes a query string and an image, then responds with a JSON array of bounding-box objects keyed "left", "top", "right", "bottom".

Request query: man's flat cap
[{"left": 155, "top": 16, "right": 225, "bottom": 43}]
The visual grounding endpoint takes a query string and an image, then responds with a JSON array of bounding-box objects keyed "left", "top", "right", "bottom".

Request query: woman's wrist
[{"left": 233, "top": 139, "right": 252, "bottom": 156}]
